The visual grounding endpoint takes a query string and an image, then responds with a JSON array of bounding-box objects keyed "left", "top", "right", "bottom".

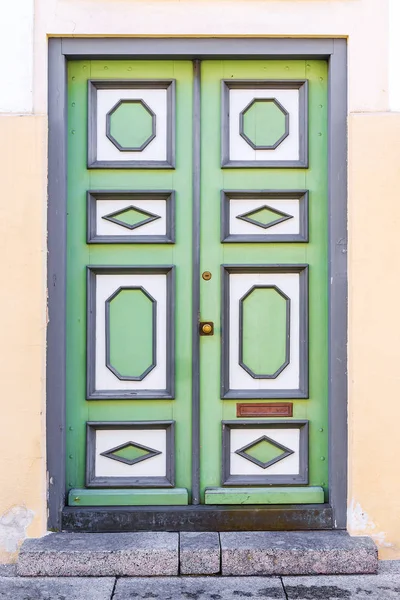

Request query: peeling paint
[
  {"left": 348, "top": 500, "right": 392, "bottom": 548},
  {"left": 0, "top": 506, "right": 34, "bottom": 559}
]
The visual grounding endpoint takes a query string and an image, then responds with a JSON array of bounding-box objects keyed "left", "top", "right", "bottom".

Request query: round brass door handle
[{"left": 201, "top": 323, "right": 212, "bottom": 334}]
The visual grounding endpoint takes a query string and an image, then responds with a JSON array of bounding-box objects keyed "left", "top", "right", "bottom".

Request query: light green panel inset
[
  {"left": 242, "top": 99, "right": 287, "bottom": 148},
  {"left": 241, "top": 286, "right": 288, "bottom": 377},
  {"left": 109, "top": 206, "right": 157, "bottom": 228},
  {"left": 244, "top": 438, "right": 287, "bottom": 464},
  {"left": 241, "top": 206, "right": 289, "bottom": 228},
  {"left": 69, "top": 488, "right": 189, "bottom": 506},
  {"left": 205, "top": 487, "right": 325, "bottom": 505},
  {"left": 109, "top": 100, "right": 154, "bottom": 149},
  {"left": 108, "top": 288, "right": 154, "bottom": 379},
  {"left": 111, "top": 444, "right": 150, "bottom": 462}
]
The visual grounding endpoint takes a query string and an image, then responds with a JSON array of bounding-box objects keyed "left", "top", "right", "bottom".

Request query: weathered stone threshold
[{"left": 16, "top": 531, "right": 377, "bottom": 577}]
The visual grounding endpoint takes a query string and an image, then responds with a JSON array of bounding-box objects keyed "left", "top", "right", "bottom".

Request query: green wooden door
[{"left": 66, "top": 58, "right": 328, "bottom": 510}]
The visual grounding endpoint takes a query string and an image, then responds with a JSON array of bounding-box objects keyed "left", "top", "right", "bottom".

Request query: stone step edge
[{"left": 16, "top": 531, "right": 378, "bottom": 577}]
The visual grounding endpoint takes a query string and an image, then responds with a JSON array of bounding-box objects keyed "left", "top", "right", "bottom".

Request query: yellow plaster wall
[
  {"left": 348, "top": 112, "right": 400, "bottom": 559},
  {"left": 0, "top": 116, "right": 47, "bottom": 563}
]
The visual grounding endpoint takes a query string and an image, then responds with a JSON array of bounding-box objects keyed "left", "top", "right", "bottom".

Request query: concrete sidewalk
[{"left": 0, "top": 561, "right": 399, "bottom": 599}]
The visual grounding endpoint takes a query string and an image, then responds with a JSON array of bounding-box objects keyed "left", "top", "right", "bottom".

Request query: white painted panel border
[
  {"left": 97, "top": 199, "right": 167, "bottom": 237},
  {"left": 222, "top": 420, "right": 309, "bottom": 486},
  {"left": 95, "top": 428, "right": 167, "bottom": 478},
  {"left": 97, "top": 88, "right": 167, "bottom": 162},
  {"left": 229, "top": 198, "right": 300, "bottom": 236},
  {"left": 229, "top": 88, "right": 300, "bottom": 162},
  {"left": 230, "top": 428, "right": 300, "bottom": 476},
  {"left": 229, "top": 272, "right": 300, "bottom": 391},
  {"left": 96, "top": 273, "right": 167, "bottom": 391}
]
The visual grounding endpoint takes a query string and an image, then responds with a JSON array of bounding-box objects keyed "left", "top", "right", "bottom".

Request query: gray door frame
[{"left": 47, "top": 37, "right": 347, "bottom": 532}]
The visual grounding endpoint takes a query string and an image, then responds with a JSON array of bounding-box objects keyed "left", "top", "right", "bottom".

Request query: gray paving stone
[
  {"left": 114, "top": 576, "right": 285, "bottom": 599},
  {"left": 378, "top": 559, "right": 400, "bottom": 573},
  {"left": 220, "top": 531, "right": 378, "bottom": 576},
  {"left": 17, "top": 532, "right": 178, "bottom": 577},
  {"left": 0, "top": 576, "right": 115, "bottom": 599},
  {"left": 180, "top": 532, "right": 220, "bottom": 575},
  {"left": 0, "top": 564, "right": 17, "bottom": 576},
  {"left": 282, "top": 573, "right": 400, "bottom": 599}
]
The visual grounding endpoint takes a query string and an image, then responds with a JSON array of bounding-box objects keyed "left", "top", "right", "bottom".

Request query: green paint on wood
[
  {"left": 108, "top": 288, "right": 154, "bottom": 379},
  {"left": 242, "top": 99, "right": 287, "bottom": 148},
  {"left": 241, "top": 287, "right": 288, "bottom": 377},
  {"left": 111, "top": 444, "right": 152, "bottom": 462},
  {"left": 66, "top": 60, "right": 194, "bottom": 494},
  {"left": 243, "top": 438, "right": 288, "bottom": 464},
  {"left": 239, "top": 205, "right": 291, "bottom": 228},
  {"left": 204, "top": 487, "right": 325, "bottom": 505},
  {"left": 69, "top": 488, "right": 189, "bottom": 506},
  {"left": 199, "top": 59, "right": 329, "bottom": 498},
  {"left": 109, "top": 100, "right": 153, "bottom": 149},
  {"left": 107, "top": 206, "right": 157, "bottom": 228},
  {"left": 66, "top": 59, "right": 329, "bottom": 507}
]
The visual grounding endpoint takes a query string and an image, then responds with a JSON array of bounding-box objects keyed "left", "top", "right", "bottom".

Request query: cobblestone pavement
[{"left": 0, "top": 561, "right": 399, "bottom": 599}]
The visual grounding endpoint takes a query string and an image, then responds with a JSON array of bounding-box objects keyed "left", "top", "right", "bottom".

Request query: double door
[{"left": 66, "top": 59, "right": 328, "bottom": 509}]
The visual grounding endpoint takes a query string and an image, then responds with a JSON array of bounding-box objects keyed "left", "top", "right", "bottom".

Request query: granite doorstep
[
  {"left": 180, "top": 532, "right": 220, "bottom": 575},
  {"left": 220, "top": 531, "right": 378, "bottom": 576},
  {"left": 17, "top": 532, "right": 179, "bottom": 577},
  {"left": 282, "top": 573, "right": 400, "bottom": 599},
  {"left": 113, "top": 576, "right": 286, "bottom": 599},
  {"left": 0, "top": 577, "right": 115, "bottom": 600}
]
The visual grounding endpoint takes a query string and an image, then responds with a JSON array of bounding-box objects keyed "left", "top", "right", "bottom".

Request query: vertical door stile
[{"left": 191, "top": 59, "right": 201, "bottom": 505}]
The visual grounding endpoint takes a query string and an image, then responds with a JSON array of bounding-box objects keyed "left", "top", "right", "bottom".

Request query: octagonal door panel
[{"left": 66, "top": 58, "right": 328, "bottom": 510}]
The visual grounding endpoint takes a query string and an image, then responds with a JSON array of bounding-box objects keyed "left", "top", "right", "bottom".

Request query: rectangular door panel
[
  {"left": 87, "top": 266, "right": 174, "bottom": 400},
  {"left": 222, "top": 265, "right": 308, "bottom": 399}
]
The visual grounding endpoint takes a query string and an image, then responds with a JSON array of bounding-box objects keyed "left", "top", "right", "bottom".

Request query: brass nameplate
[{"left": 236, "top": 403, "right": 293, "bottom": 418}]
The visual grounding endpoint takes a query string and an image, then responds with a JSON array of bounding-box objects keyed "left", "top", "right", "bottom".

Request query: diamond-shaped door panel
[
  {"left": 222, "top": 421, "right": 309, "bottom": 486},
  {"left": 100, "top": 440, "right": 162, "bottom": 466},
  {"left": 236, "top": 204, "right": 293, "bottom": 230},
  {"left": 240, "top": 98, "right": 289, "bottom": 150},
  {"left": 222, "top": 191, "right": 308, "bottom": 243},
  {"left": 235, "top": 434, "right": 294, "bottom": 469},
  {"left": 102, "top": 205, "right": 161, "bottom": 231},
  {"left": 86, "top": 421, "right": 175, "bottom": 488},
  {"left": 87, "top": 191, "right": 175, "bottom": 244},
  {"left": 106, "top": 99, "right": 156, "bottom": 152}
]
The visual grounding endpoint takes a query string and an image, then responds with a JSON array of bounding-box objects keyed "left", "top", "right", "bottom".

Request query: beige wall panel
[
  {"left": 0, "top": 116, "right": 47, "bottom": 563},
  {"left": 33, "top": 0, "right": 388, "bottom": 113},
  {"left": 348, "top": 112, "right": 400, "bottom": 560}
]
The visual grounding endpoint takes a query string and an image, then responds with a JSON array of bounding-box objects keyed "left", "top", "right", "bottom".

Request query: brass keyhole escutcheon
[
  {"left": 199, "top": 321, "right": 214, "bottom": 336},
  {"left": 202, "top": 271, "right": 212, "bottom": 281}
]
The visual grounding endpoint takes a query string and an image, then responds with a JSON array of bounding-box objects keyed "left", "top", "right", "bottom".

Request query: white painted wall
[
  {"left": 0, "top": 0, "right": 34, "bottom": 113},
  {"left": 33, "top": 0, "right": 389, "bottom": 114},
  {"left": 389, "top": 0, "right": 400, "bottom": 111}
]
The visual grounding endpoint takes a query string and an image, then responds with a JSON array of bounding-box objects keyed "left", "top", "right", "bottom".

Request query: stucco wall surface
[
  {"left": 0, "top": 116, "right": 47, "bottom": 563},
  {"left": 348, "top": 112, "right": 400, "bottom": 560},
  {"left": 33, "top": 0, "right": 388, "bottom": 113}
]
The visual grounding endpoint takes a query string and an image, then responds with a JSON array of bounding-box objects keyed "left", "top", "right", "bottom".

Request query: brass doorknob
[{"left": 202, "top": 323, "right": 212, "bottom": 334}]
